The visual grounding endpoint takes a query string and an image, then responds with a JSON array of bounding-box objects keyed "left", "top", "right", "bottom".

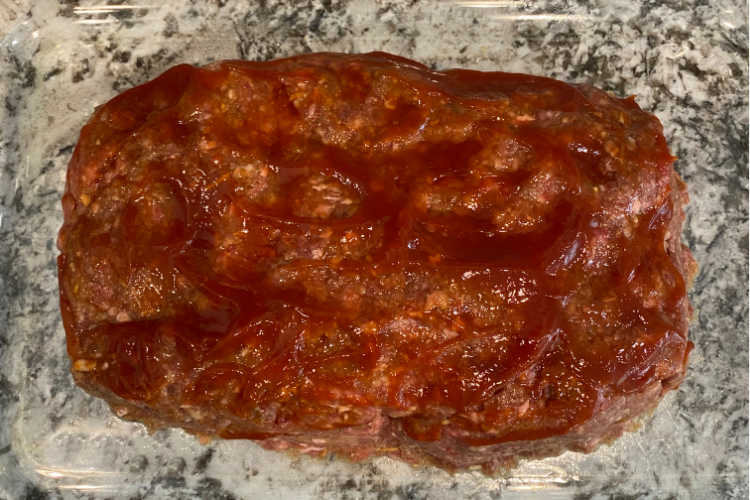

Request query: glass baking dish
[{"left": 1, "top": 0, "right": 747, "bottom": 498}]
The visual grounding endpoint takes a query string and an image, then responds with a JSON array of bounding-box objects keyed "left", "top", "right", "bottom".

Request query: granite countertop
[{"left": 1, "top": 1, "right": 747, "bottom": 498}]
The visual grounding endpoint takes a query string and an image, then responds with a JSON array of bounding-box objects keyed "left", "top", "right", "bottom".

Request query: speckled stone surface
[{"left": 0, "top": 1, "right": 747, "bottom": 498}]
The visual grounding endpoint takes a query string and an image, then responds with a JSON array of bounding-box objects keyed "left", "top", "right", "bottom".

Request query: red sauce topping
[{"left": 58, "top": 53, "right": 693, "bottom": 445}]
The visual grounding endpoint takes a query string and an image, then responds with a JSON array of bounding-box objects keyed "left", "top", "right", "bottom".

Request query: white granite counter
[{"left": 0, "top": 1, "right": 747, "bottom": 498}]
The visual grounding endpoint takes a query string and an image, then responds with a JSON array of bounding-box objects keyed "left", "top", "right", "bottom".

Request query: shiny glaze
[{"left": 58, "top": 53, "right": 693, "bottom": 444}]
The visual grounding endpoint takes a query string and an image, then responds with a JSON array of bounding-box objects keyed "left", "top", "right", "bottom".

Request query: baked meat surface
[{"left": 58, "top": 52, "right": 696, "bottom": 472}]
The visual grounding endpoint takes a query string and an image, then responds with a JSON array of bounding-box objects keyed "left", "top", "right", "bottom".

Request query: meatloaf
[{"left": 58, "top": 52, "right": 696, "bottom": 472}]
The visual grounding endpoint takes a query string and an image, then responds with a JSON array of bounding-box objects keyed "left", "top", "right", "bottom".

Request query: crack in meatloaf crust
[{"left": 57, "top": 52, "right": 696, "bottom": 473}]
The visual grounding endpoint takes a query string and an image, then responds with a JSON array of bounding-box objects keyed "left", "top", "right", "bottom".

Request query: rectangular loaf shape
[{"left": 58, "top": 52, "right": 695, "bottom": 472}]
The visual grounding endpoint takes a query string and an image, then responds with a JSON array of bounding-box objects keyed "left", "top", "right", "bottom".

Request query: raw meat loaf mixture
[{"left": 58, "top": 52, "right": 696, "bottom": 472}]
